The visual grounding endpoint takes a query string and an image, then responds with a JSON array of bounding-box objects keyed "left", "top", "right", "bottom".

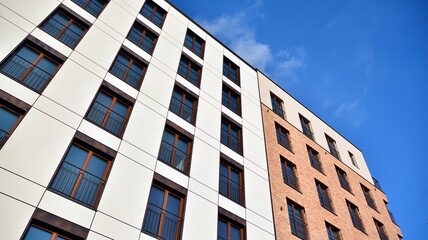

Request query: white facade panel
[
  {"left": 246, "top": 210, "right": 275, "bottom": 235},
  {"left": 195, "top": 98, "right": 221, "bottom": 141},
  {"left": 242, "top": 128, "right": 268, "bottom": 169},
  {"left": 104, "top": 73, "right": 139, "bottom": 99},
  {"left": 96, "top": 1, "right": 135, "bottom": 39},
  {"left": 86, "top": 231, "right": 112, "bottom": 240},
  {"left": 62, "top": 0, "right": 97, "bottom": 24},
  {"left": 0, "top": 74, "right": 39, "bottom": 105},
  {"left": 218, "top": 195, "right": 246, "bottom": 220},
  {"left": 244, "top": 169, "right": 273, "bottom": 221},
  {"left": 203, "top": 40, "right": 223, "bottom": 76},
  {"left": 161, "top": 13, "right": 187, "bottom": 47},
  {"left": 140, "top": 63, "right": 175, "bottom": 110},
  {"left": 30, "top": 28, "right": 73, "bottom": 57},
  {"left": 78, "top": 120, "right": 121, "bottom": 151},
  {"left": 220, "top": 144, "right": 244, "bottom": 166},
  {"left": 151, "top": 36, "right": 182, "bottom": 77},
  {"left": 0, "top": 16, "right": 28, "bottom": 59},
  {"left": 188, "top": 178, "right": 218, "bottom": 205},
  {"left": 118, "top": 141, "right": 157, "bottom": 171},
  {"left": 155, "top": 161, "right": 189, "bottom": 189},
  {"left": 90, "top": 212, "right": 141, "bottom": 240},
  {"left": 0, "top": 194, "right": 35, "bottom": 240},
  {"left": 33, "top": 95, "right": 82, "bottom": 129},
  {"left": 0, "top": 0, "right": 58, "bottom": 26},
  {"left": 246, "top": 222, "right": 276, "bottom": 240},
  {"left": 200, "top": 68, "right": 223, "bottom": 103},
  {"left": 166, "top": 111, "right": 196, "bottom": 134}
]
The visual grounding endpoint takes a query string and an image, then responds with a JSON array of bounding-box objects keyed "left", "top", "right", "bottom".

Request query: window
[
  {"left": 316, "top": 180, "right": 333, "bottom": 212},
  {"left": 326, "top": 222, "right": 341, "bottom": 240},
  {"left": 271, "top": 93, "right": 285, "bottom": 118},
  {"left": 361, "top": 184, "right": 377, "bottom": 210},
  {"left": 71, "top": 0, "right": 107, "bottom": 17},
  {"left": 127, "top": 22, "right": 157, "bottom": 54},
  {"left": 109, "top": 51, "right": 147, "bottom": 89},
  {"left": 336, "top": 167, "right": 352, "bottom": 192},
  {"left": 40, "top": 9, "right": 88, "bottom": 48},
  {"left": 374, "top": 219, "right": 389, "bottom": 240},
  {"left": 142, "top": 185, "right": 184, "bottom": 240},
  {"left": 221, "top": 118, "right": 242, "bottom": 154},
  {"left": 384, "top": 201, "right": 397, "bottom": 225},
  {"left": 223, "top": 57, "right": 240, "bottom": 85},
  {"left": 50, "top": 137, "right": 114, "bottom": 208},
  {"left": 158, "top": 128, "right": 192, "bottom": 173},
  {"left": 281, "top": 157, "right": 299, "bottom": 191},
  {"left": 326, "top": 134, "right": 340, "bottom": 159},
  {"left": 347, "top": 201, "right": 364, "bottom": 232},
  {"left": 219, "top": 160, "right": 244, "bottom": 205},
  {"left": 218, "top": 209, "right": 246, "bottom": 240},
  {"left": 184, "top": 29, "right": 205, "bottom": 58},
  {"left": 275, "top": 123, "right": 292, "bottom": 151},
  {"left": 299, "top": 114, "right": 313, "bottom": 140},
  {"left": 177, "top": 55, "right": 202, "bottom": 87},
  {"left": 0, "top": 43, "right": 62, "bottom": 93},
  {"left": 287, "top": 200, "right": 307, "bottom": 239},
  {"left": 169, "top": 86, "right": 197, "bottom": 124},
  {"left": 349, "top": 151, "right": 358, "bottom": 168},
  {"left": 222, "top": 84, "right": 241, "bottom": 115},
  {"left": 86, "top": 88, "right": 132, "bottom": 137},
  {"left": 307, "top": 146, "right": 323, "bottom": 173},
  {"left": 0, "top": 91, "right": 29, "bottom": 148},
  {"left": 140, "top": 0, "right": 167, "bottom": 28}
]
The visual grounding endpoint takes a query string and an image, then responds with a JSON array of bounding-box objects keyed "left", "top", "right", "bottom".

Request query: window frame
[
  {"left": 299, "top": 114, "right": 313, "bottom": 140},
  {"left": 315, "top": 180, "right": 334, "bottom": 213},
  {"left": 222, "top": 83, "right": 241, "bottom": 116},
  {"left": 271, "top": 92, "right": 285, "bottom": 119},
  {"left": 275, "top": 123, "right": 292, "bottom": 151},
  {"left": 348, "top": 151, "right": 359, "bottom": 168},
  {"left": 218, "top": 207, "right": 246, "bottom": 240},
  {"left": 126, "top": 21, "right": 158, "bottom": 54},
  {"left": 169, "top": 85, "right": 198, "bottom": 124},
  {"left": 374, "top": 218, "right": 389, "bottom": 240},
  {"left": 219, "top": 157, "right": 245, "bottom": 206},
  {"left": 140, "top": 0, "right": 167, "bottom": 28},
  {"left": 287, "top": 199, "right": 308, "bottom": 240},
  {"left": 307, "top": 146, "right": 323, "bottom": 173},
  {"left": 280, "top": 156, "right": 299, "bottom": 191},
  {"left": 336, "top": 166, "right": 352, "bottom": 193},
  {"left": 184, "top": 29, "right": 205, "bottom": 58},
  {"left": 326, "top": 134, "right": 340, "bottom": 159},
  {"left": 71, "top": 0, "right": 108, "bottom": 17},
  {"left": 346, "top": 200, "right": 365, "bottom": 232},
  {"left": 223, "top": 57, "right": 240, "bottom": 86},
  {"left": 221, "top": 117, "right": 243, "bottom": 155},
  {"left": 177, "top": 54, "right": 202, "bottom": 87},
  {"left": 361, "top": 184, "right": 377, "bottom": 210},
  {"left": 109, "top": 50, "right": 148, "bottom": 89},
  {"left": 325, "top": 222, "right": 342, "bottom": 240}
]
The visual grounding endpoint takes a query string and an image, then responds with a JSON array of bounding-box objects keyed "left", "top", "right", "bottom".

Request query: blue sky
[{"left": 170, "top": 0, "right": 428, "bottom": 238}]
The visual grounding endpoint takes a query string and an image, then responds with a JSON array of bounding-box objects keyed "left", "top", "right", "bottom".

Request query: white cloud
[{"left": 333, "top": 99, "right": 367, "bottom": 127}]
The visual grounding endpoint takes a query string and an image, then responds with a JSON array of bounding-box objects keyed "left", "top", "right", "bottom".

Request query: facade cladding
[{"left": 0, "top": 0, "right": 401, "bottom": 239}]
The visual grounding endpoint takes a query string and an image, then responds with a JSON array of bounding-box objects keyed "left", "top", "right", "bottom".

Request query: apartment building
[{"left": 0, "top": 0, "right": 401, "bottom": 240}]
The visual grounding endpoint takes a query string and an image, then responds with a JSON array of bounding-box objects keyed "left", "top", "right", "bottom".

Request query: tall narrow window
[
  {"left": 221, "top": 118, "right": 242, "bottom": 154},
  {"left": 307, "top": 146, "right": 323, "bottom": 173},
  {"left": 109, "top": 51, "right": 147, "bottom": 89},
  {"left": 71, "top": 0, "right": 107, "bottom": 17},
  {"left": 0, "top": 92, "right": 28, "bottom": 148},
  {"left": 326, "top": 222, "right": 341, "bottom": 240},
  {"left": 0, "top": 43, "right": 62, "bottom": 93},
  {"left": 184, "top": 29, "right": 205, "bottom": 58},
  {"left": 349, "top": 151, "right": 358, "bottom": 168},
  {"left": 142, "top": 185, "right": 184, "bottom": 240},
  {"left": 336, "top": 167, "right": 352, "bottom": 192},
  {"left": 326, "top": 134, "right": 340, "bottom": 159},
  {"left": 177, "top": 55, "right": 202, "bottom": 87},
  {"left": 219, "top": 160, "right": 244, "bottom": 205},
  {"left": 169, "top": 86, "right": 197, "bottom": 124},
  {"left": 276, "top": 123, "right": 292, "bottom": 151},
  {"left": 271, "top": 93, "right": 285, "bottom": 118},
  {"left": 299, "top": 114, "right": 313, "bottom": 140},
  {"left": 158, "top": 128, "right": 192, "bottom": 173},
  {"left": 223, "top": 57, "right": 240, "bottom": 85},
  {"left": 40, "top": 9, "right": 88, "bottom": 48},
  {"left": 127, "top": 22, "right": 157, "bottom": 54},
  {"left": 316, "top": 180, "right": 333, "bottom": 212},
  {"left": 374, "top": 219, "right": 389, "bottom": 240},
  {"left": 347, "top": 201, "right": 365, "bottom": 232},
  {"left": 50, "top": 140, "right": 113, "bottom": 208},
  {"left": 218, "top": 210, "right": 246, "bottom": 240},
  {"left": 140, "top": 0, "right": 167, "bottom": 28},
  {"left": 222, "top": 84, "right": 241, "bottom": 116},
  {"left": 86, "top": 89, "right": 132, "bottom": 137},
  {"left": 361, "top": 184, "right": 377, "bottom": 210},
  {"left": 287, "top": 200, "right": 308, "bottom": 239},
  {"left": 281, "top": 157, "right": 299, "bottom": 191}
]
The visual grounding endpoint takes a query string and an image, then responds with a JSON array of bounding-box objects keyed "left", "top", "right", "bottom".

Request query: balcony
[
  {"left": 0, "top": 53, "right": 52, "bottom": 92},
  {"left": 142, "top": 203, "right": 182, "bottom": 240},
  {"left": 86, "top": 101, "right": 127, "bottom": 136},
  {"left": 41, "top": 16, "right": 82, "bottom": 48},
  {"left": 158, "top": 140, "right": 190, "bottom": 173},
  {"left": 50, "top": 161, "right": 105, "bottom": 208},
  {"left": 289, "top": 215, "right": 308, "bottom": 240},
  {"left": 169, "top": 96, "right": 195, "bottom": 123},
  {"left": 221, "top": 129, "right": 242, "bottom": 154},
  {"left": 110, "top": 59, "right": 143, "bottom": 89},
  {"left": 219, "top": 174, "right": 244, "bottom": 205}
]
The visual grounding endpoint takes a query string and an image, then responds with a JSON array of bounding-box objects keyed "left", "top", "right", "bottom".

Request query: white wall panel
[
  {"left": 90, "top": 212, "right": 141, "bottom": 240},
  {"left": 0, "top": 74, "right": 39, "bottom": 106},
  {"left": 151, "top": 36, "right": 181, "bottom": 77},
  {"left": 246, "top": 222, "right": 276, "bottom": 240},
  {"left": 1, "top": 0, "right": 58, "bottom": 26},
  {"left": 140, "top": 64, "right": 175, "bottom": 111},
  {"left": 118, "top": 141, "right": 157, "bottom": 170},
  {"left": 218, "top": 195, "right": 246, "bottom": 220},
  {"left": 200, "top": 68, "right": 223, "bottom": 103},
  {"left": 30, "top": 28, "right": 73, "bottom": 57},
  {"left": 0, "top": 16, "right": 28, "bottom": 59},
  {"left": 0, "top": 194, "right": 35, "bottom": 240},
  {"left": 195, "top": 98, "right": 221, "bottom": 141},
  {"left": 155, "top": 161, "right": 189, "bottom": 189},
  {"left": 104, "top": 73, "right": 139, "bottom": 99},
  {"left": 244, "top": 169, "right": 273, "bottom": 221},
  {"left": 78, "top": 120, "right": 121, "bottom": 151},
  {"left": 62, "top": 0, "right": 97, "bottom": 24},
  {"left": 86, "top": 231, "right": 112, "bottom": 240},
  {"left": 161, "top": 14, "right": 187, "bottom": 47},
  {"left": 33, "top": 95, "right": 82, "bottom": 129},
  {"left": 242, "top": 128, "right": 267, "bottom": 169},
  {"left": 97, "top": 1, "right": 135, "bottom": 39}
]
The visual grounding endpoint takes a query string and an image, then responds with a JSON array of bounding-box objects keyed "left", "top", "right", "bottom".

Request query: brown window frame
[
  {"left": 221, "top": 117, "right": 243, "bottom": 155},
  {"left": 326, "top": 134, "right": 340, "bottom": 160},
  {"left": 325, "top": 222, "right": 342, "bottom": 240},
  {"left": 316, "top": 180, "right": 334, "bottom": 213},
  {"left": 222, "top": 83, "right": 241, "bottom": 116},
  {"left": 218, "top": 207, "right": 246, "bottom": 240},
  {"left": 336, "top": 166, "right": 352, "bottom": 193},
  {"left": 219, "top": 157, "right": 245, "bottom": 206},
  {"left": 346, "top": 200, "right": 365, "bottom": 233},
  {"left": 109, "top": 49, "right": 148, "bottom": 89},
  {"left": 299, "top": 114, "right": 313, "bottom": 140},
  {"left": 361, "top": 184, "right": 377, "bottom": 210},
  {"left": 140, "top": 0, "right": 167, "bottom": 28},
  {"left": 71, "top": 0, "right": 108, "bottom": 17},
  {"left": 287, "top": 199, "right": 308, "bottom": 239},
  {"left": 271, "top": 92, "right": 285, "bottom": 118},
  {"left": 275, "top": 123, "right": 292, "bottom": 151},
  {"left": 349, "top": 151, "right": 359, "bottom": 168},
  {"left": 184, "top": 29, "right": 205, "bottom": 58},
  {"left": 374, "top": 218, "right": 389, "bottom": 240},
  {"left": 280, "top": 157, "right": 299, "bottom": 191},
  {"left": 307, "top": 146, "right": 323, "bottom": 173},
  {"left": 169, "top": 85, "right": 198, "bottom": 124},
  {"left": 223, "top": 57, "right": 240, "bottom": 86},
  {"left": 126, "top": 21, "right": 158, "bottom": 54},
  {"left": 177, "top": 54, "right": 202, "bottom": 87}
]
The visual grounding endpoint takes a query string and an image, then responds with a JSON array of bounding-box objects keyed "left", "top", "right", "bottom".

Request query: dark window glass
[
  {"left": 361, "top": 185, "right": 377, "bottom": 210},
  {"left": 217, "top": 218, "right": 244, "bottom": 240},
  {"left": 86, "top": 91, "right": 130, "bottom": 136},
  {"left": 72, "top": 0, "right": 107, "bottom": 17},
  {"left": 109, "top": 52, "right": 146, "bottom": 89},
  {"left": 316, "top": 181, "right": 333, "bottom": 212},
  {"left": 140, "top": 0, "right": 166, "bottom": 27},
  {"left": 349, "top": 151, "right": 358, "bottom": 168},
  {"left": 221, "top": 119, "right": 242, "bottom": 154},
  {"left": 169, "top": 87, "right": 197, "bottom": 124},
  {"left": 276, "top": 123, "right": 291, "bottom": 151},
  {"left": 158, "top": 129, "right": 191, "bottom": 173},
  {"left": 50, "top": 144, "right": 110, "bottom": 208},
  {"left": 219, "top": 161, "right": 244, "bottom": 205},
  {"left": 0, "top": 106, "right": 21, "bottom": 147},
  {"left": 299, "top": 114, "right": 313, "bottom": 140},
  {"left": 177, "top": 55, "right": 201, "bottom": 86},
  {"left": 326, "top": 134, "right": 340, "bottom": 159},
  {"left": 347, "top": 201, "right": 364, "bottom": 232},
  {"left": 307, "top": 146, "right": 323, "bottom": 172},
  {"left": 288, "top": 201, "right": 307, "bottom": 239},
  {"left": 281, "top": 158, "right": 298, "bottom": 191},
  {"left": 222, "top": 84, "right": 241, "bottom": 115},
  {"left": 374, "top": 219, "right": 389, "bottom": 240},
  {"left": 271, "top": 93, "right": 285, "bottom": 118},
  {"left": 184, "top": 30, "right": 204, "bottom": 58},
  {"left": 143, "top": 185, "right": 183, "bottom": 240},
  {"left": 223, "top": 57, "right": 239, "bottom": 85},
  {"left": 40, "top": 11, "right": 87, "bottom": 48},
  {"left": 0, "top": 45, "right": 60, "bottom": 92},
  {"left": 326, "top": 223, "right": 341, "bottom": 240},
  {"left": 24, "top": 225, "right": 71, "bottom": 240},
  {"left": 127, "top": 23, "right": 157, "bottom": 54},
  {"left": 336, "top": 167, "right": 351, "bottom": 192}
]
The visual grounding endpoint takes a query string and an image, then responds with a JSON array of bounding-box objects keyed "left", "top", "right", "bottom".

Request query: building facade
[{"left": 0, "top": 0, "right": 400, "bottom": 240}]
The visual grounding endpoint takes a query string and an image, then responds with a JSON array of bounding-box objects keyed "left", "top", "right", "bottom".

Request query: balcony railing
[
  {"left": 0, "top": 53, "right": 53, "bottom": 92},
  {"left": 277, "top": 134, "right": 291, "bottom": 151},
  {"left": 364, "top": 193, "right": 377, "bottom": 210},
  {"left": 169, "top": 96, "right": 195, "bottom": 123},
  {"left": 272, "top": 104, "right": 285, "bottom": 118},
  {"left": 86, "top": 101, "right": 127, "bottom": 136},
  {"left": 309, "top": 155, "right": 323, "bottom": 173},
  {"left": 127, "top": 28, "right": 155, "bottom": 54},
  {"left": 318, "top": 191, "right": 334, "bottom": 212},
  {"left": 373, "top": 177, "right": 383, "bottom": 191},
  {"left": 289, "top": 215, "right": 308, "bottom": 240},
  {"left": 110, "top": 59, "right": 143, "bottom": 89},
  {"left": 178, "top": 63, "right": 199, "bottom": 86},
  {"left": 50, "top": 161, "right": 105, "bottom": 208},
  {"left": 283, "top": 171, "right": 299, "bottom": 191},
  {"left": 389, "top": 211, "right": 397, "bottom": 225},
  {"left": 72, "top": 0, "right": 104, "bottom": 17},
  {"left": 221, "top": 129, "right": 242, "bottom": 154},
  {"left": 143, "top": 203, "right": 182, "bottom": 240},
  {"left": 158, "top": 140, "right": 190, "bottom": 173},
  {"left": 349, "top": 211, "right": 364, "bottom": 232},
  {"left": 222, "top": 93, "right": 240, "bottom": 115},
  {"left": 41, "top": 16, "right": 82, "bottom": 48},
  {"left": 0, "top": 129, "right": 10, "bottom": 148},
  {"left": 184, "top": 38, "right": 203, "bottom": 57},
  {"left": 219, "top": 174, "right": 244, "bottom": 205}
]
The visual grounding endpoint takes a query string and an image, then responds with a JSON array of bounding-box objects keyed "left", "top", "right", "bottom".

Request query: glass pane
[
  {"left": 52, "top": 12, "right": 69, "bottom": 26},
  {"left": 162, "top": 130, "right": 175, "bottom": 145},
  {"left": 95, "top": 92, "right": 113, "bottom": 108},
  {"left": 218, "top": 220, "right": 228, "bottom": 240},
  {"left": 68, "top": 23, "right": 85, "bottom": 36},
  {"left": 112, "top": 101, "right": 128, "bottom": 118},
  {"left": 176, "top": 138, "right": 188, "bottom": 153},
  {"left": 220, "top": 163, "right": 228, "bottom": 177},
  {"left": 36, "top": 57, "right": 57, "bottom": 75},
  {"left": 0, "top": 107, "right": 19, "bottom": 132},
  {"left": 148, "top": 186, "right": 165, "bottom": 207},
  {"left": 231, "top": 169, "right": 239, "bottom": 183},
  {"left": 162, "top": 194, "right": 180, "bottom": 240},
  {"left": 64, "top": 145, "right": 88, "bottom": 168},
  {"left": 17, "top": 46, "right": 39, "bottom": 63},
  {"left": 166, "top": 194, "right": 180, "bottom": 215},
  {"left": 24, "top": 226, "right": 52, "bottom": 240},
  {"left": 86, "top": 154, "right": 107, "bottom": 178},
  {"left": 231, "top": 225, "right": 241, "bottom": 240}
]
